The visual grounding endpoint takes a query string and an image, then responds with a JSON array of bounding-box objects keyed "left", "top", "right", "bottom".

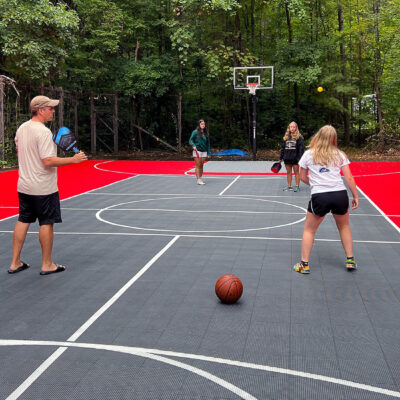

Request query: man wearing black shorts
[{"left": 8, "top": 95, "right": 87, "bottom": 275}]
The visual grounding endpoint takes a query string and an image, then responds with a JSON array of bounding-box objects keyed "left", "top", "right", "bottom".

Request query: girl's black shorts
[
  {"left": 283, "top": 160, "right": 298, "bottom": 166},
  {"left": 18, "top": 191, "right": 62, "bottom": 225},
  {"left": 308, "top": 190, "right": 349, "bottom": 217}
]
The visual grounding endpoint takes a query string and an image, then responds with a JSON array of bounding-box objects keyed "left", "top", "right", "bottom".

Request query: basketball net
[{"left": 246, "top": 82, "right": 259, "bottom": 95}]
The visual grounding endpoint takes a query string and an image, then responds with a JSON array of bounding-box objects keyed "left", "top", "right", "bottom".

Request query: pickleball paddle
[{"left": 53, "top": 126, "right": 80, "bottom": 153}]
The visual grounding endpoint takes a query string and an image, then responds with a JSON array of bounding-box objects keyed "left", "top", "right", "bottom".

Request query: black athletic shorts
[
  {"left": 18, "top": 192, "right": 62, "bottom": 225},
  {"left": 283, "top": 160, "right": 298, "bottom": 166},
  {"left": 308, "top": 190, "right": 349, "bottom": 217}
]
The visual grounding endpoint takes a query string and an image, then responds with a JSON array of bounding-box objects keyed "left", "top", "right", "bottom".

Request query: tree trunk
[
  {"left": 113, "top": 94, "right": 118, "bottom": 153},
  {"left": 284, "top": 2, "right": 293, "bottom": 43},
  {"left": 133, "top": 100, "right": 143, "bottom": 150},
  {"left": 74, "top": 93, "right": 78, "bottom": 138},
  {"left": 338, "top": 4, "right": 350, "bottom": 144},
  {"left": 90, "top": 92, "right": 96, "bottom": 155},
  {"left": 235, "top": 14, "right": 242, "bottom": 54},
  {"left": 177, "top": 92, "right": 182, "bottom": 152},
  {"left": 129, "top": 97, "right": 135, "bottom": 150},
  {"left": 284, "top": 2, "right": 299, "bottom": 119},
  {"left": 58, "top": 87, "right": 64, "bottom": 129},
  {"left": 135, "top": 40, "right": 140, "bottom": 62},
  {"left": 0, "top": 80, "right": 4, "bottom": 162},
  {"left": 250, "top": 0, "right": 255, "bottom": 48},
  {"left": 373, "top": 0, "right": 384, "bottom": 141}
]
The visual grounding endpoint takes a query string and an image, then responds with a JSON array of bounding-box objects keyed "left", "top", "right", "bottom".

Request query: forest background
[{"left": 0, "top": 0, "right": 400, "bottom": 166}]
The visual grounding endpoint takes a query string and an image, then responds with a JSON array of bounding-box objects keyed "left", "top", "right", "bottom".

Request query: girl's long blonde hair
[
  {"left": 283, "top": 122, "right": 301, "bottom": 141},
  {"left": 309, "top": 125, "right": 345, "bottom": 167}
]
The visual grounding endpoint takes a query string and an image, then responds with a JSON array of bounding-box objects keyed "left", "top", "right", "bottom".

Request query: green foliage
[
  {"left": 1, "top": 0, "right": 400, "bottom": 161},
  {"left": 118, "top": 55, "right": 179, "bottom": 97},
  {"left": 0, "top": 0, "right": 79, "bottom": 80},
  {"left": 275, "top": 40, "right": 323, "bottom": 85},
  {"left": 201, "top": 43, "right": 256, "bottom": 87},
  {"left": 170, "top": 25, "right": 195, "bottom": 66},
  {"left": 65, "top": 0, "right": 125, "bottom": 86}
]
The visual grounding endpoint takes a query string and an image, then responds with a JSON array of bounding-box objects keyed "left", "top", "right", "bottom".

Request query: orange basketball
[{"left": 215, "top": 274, "right": 243, "bottom": 304}]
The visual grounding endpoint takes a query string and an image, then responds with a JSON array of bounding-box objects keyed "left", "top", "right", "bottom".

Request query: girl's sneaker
[
  {"left": 345, "top": 259, "right": 357, "bottom": 270},
  {"left": 283, "top": 186, "right": 293, "bottom": 191},
  {"left": 294, "top": 185, "right": 300, "bottom": 192},
  {"left": 294, "top": 262, "right": 310, "bottom": 274}
]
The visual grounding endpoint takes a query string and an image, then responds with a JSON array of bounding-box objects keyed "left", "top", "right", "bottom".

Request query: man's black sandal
[
  {"left": 8, "top": 262, "right": 30, "bottom": 274},
  {"left": 40, "top": 264, "right": 66, "bottom": 275}
]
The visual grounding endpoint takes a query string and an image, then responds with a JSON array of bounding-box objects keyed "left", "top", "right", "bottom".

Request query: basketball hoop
[{"left": 246, "top": 82, "right": 259, "bottom": 95}]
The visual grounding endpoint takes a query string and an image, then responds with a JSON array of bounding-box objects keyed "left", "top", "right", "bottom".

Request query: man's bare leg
[
  {"left": 39, "top": 224, "right": 58, "bottom": 272},
  {"left": 9, "top": 221, "right": 30, "bottom": 271}
]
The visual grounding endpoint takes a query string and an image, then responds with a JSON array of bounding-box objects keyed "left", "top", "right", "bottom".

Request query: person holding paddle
[
  {"left": 189, "top": 119, "right": 210, "bottom": 185},
  {"left": 8, "top": 95, "right": 87, "bottom": 276},
  {"left": 279, "top": 121, "right": 304, "bottom": 192}
]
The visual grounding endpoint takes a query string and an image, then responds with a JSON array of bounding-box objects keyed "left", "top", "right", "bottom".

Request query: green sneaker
[
  {"left": 346, "top": 259, "right": 357, "bottom": 270},
  {"left": 294, "top": 262, "right": 310, "bottom": 274},
  {"left": 294, "top": 186, "right": 300, "bottom": 192},
  {"left": 283, "top": 185, "right": 293, "bottom": 191}
]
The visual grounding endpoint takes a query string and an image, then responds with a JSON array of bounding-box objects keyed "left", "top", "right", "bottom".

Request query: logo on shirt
[
  {"left": 319, "top": 167, "right": 330, "bottom": 173},
  {"left": 285, "top": 140, "right": 296, "bottom": 150}
]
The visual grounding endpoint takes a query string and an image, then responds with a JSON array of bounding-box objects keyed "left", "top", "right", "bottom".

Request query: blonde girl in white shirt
[{"left": 294, "top": 125, "right": 359, "bottom": 274}]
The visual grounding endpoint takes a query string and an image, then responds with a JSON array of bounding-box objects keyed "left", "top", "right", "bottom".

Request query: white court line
[
  {"left": 5, "top": 236, "right": 180, "bottom": 400},
  {"left": 357, "top": 186, "right": 400, "bottom": 234},
  {"left": 86, "top": 192, "right": 331, "bottom": 199},
  {"left": 219, "top": 175, "right": 240, "bottom": 195},
  {"left": 0, "top": 173, "right": 138, "bottom": 222},
  {"left": 4, "top": 347, "right": 68, "bottom": 400},
  {"left": 58, "top": 207, "right": 398, "bottom": 217},
  {"left": 1, "top": 340, "right": 400, "bottom": 399},
  {"left": 95, "top": 196, "right": 307, "bottom": 233},
  {"left": 91, "top": 208, "right": 307, "bottom": 215},
  {"left": 1, "top": 230, "right": 399, "bottom": 244},
  {"left": 353, "top": 171, "right": 400, "bottom": 178},
  {"left": 92, "top": 160, "right": 278, "bottom": 179},
  {"left": 94, "top": 160, "right": 136, "bottom": 175},
  {"left": 81, "top": 160, "right": 226, "bottom": 178},
  {"left": 2, "top": 340, "right": 258, "bottom": 400}
]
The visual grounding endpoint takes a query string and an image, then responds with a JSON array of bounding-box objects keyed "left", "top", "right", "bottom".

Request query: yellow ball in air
[{"left": 317, "top": 86, "right": 324, "bottom": 93}]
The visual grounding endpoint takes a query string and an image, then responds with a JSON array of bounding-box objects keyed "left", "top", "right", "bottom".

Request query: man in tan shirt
[{"left": 8, "top": 95, "right": 87, "bottom": 275}]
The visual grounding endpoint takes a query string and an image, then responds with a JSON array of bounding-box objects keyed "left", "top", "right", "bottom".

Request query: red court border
[{"left": 1, "top": 160, "right": 399, "bottom": 230}]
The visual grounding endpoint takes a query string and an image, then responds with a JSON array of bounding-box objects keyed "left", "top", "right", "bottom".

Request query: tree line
[{"left": 1, "top": 0, "right": 399, "bottom": 161}]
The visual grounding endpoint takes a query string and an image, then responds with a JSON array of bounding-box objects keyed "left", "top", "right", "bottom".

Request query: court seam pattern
[
  {"left": 4, "top": 236, "right": 181, "bottom": 400},
  {"left": 2, "top": 164, "right": 399, "bottom": 398},
  {"left": 0, "top": 230, "right": 398, "bottom": 244},
  {"left": 342, "top": 248, "right": 400, "bottom": 389},
  {"left": 1, "top": 340, "right": 399, "bottom": 399}
]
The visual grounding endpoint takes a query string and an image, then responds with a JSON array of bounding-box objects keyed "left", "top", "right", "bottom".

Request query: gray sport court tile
[
  {"left": 1, "top": 162, "right": 399, "bottom": 399},
  {"left": 201, "top": 161, "right": 277, "bottom": 173}
]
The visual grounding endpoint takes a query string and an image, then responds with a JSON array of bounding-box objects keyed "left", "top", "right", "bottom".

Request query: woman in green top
[{"left": 189, "top": 119, "right": 210, "bottom": 185}]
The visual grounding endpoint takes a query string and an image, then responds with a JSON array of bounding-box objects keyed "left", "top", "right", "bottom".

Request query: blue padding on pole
[{"left": 210, "top": 149, "right": 250, "bottom": 156}]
